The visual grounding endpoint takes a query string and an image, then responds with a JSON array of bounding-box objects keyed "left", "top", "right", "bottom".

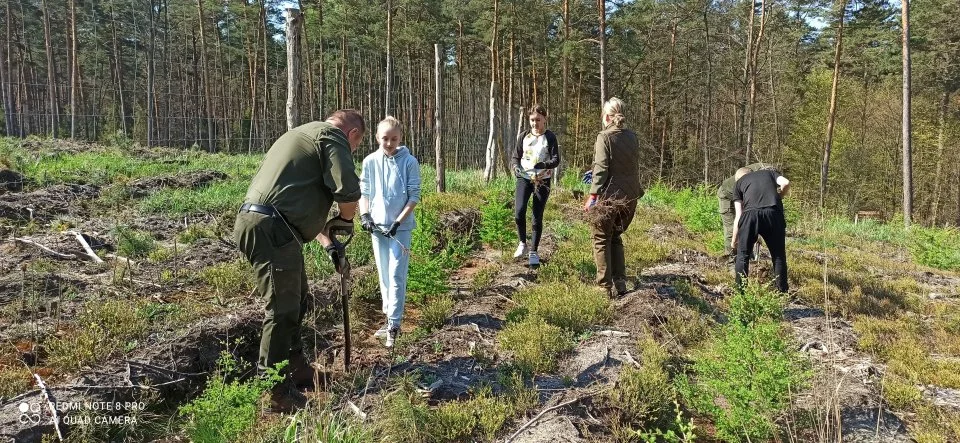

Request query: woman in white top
[{"left": 511, "top": 105, "right": 560, "bottom": 266}]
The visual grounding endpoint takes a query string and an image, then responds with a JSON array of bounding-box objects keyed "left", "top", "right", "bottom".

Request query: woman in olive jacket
[{"left": 583, "top": 97, "right": 643, "bottom": 295}]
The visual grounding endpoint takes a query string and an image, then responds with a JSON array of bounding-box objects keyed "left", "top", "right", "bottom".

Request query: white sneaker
[
  {"left": 528, "top": 251, "right": 540, "bottom": 266},
  {"left": 513, "top": 242, "right": 526, "bottom": 258},
  {"left": 385, "top": 328, "right": 400, "bottom": 348},
  {"left": 373, "top": 324, "right": 390, "bottom": 339}
]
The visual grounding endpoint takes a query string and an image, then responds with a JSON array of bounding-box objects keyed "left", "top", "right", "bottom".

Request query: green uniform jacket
[
  {"left": 589, "top": 127, "right": 643, "bottom": 200},
  {"left": 243, "top": 121, "right": 361, "bottom": 242}
]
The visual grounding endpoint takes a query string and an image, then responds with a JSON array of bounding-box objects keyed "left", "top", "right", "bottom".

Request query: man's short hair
[
  {"left": 326, "top": 109, "right": 366, "bottom": 134},
  {"left": 735, "top": 167, "right": 753, "bottom": 181}
]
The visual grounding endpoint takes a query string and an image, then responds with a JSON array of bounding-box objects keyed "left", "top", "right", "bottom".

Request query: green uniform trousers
[
  {"left": 592, "top": 200, "right": 637, "bottom": 288},
  {"left": 720, "top": 197, "right": 736, "bottom": 258},
  {"left": 233, "top": 211, "right": 308, "bottom": 371}
]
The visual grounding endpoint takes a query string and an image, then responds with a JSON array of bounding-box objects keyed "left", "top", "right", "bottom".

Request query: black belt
[{"left": 239, "top": 203, "right": 279, "bottom": 217}]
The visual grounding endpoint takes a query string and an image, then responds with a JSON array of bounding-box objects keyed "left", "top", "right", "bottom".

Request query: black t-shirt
[{"left": 732, "top": 169, "right": 783, "bottom": 211}]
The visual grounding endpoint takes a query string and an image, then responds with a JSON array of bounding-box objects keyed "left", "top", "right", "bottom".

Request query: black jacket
[{"left": 512, "top": 129, "right": 560, "bottom": 170}]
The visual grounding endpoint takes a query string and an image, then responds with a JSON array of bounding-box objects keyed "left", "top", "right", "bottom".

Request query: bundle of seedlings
[{"left": 577, "top": 195, "right": 635, "bottom": 230}]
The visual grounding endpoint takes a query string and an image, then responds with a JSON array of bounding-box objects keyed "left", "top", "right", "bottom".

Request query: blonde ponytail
[{"left": 602, "top": 97, "right": 626, "bottom": 129}]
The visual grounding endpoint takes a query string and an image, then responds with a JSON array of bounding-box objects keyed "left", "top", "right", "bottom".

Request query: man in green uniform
[
  {"left": 233, "top": 110, "right": 364, "bottom": 399},
  {"left": 718, "top": 162, "right": 777, "bottom": 265}
]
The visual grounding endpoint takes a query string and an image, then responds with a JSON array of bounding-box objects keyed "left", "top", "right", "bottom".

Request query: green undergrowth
[
  {"left": 606, "top": 337, "right": 695, "bottom": 441},
  {"left": 640, "top": 183, "right": 725, "bottom": 254},
  {"left": 681, "top": 280, "right": 809, "bottom": 443},
  {"left": 179, "top": 352, "right": 286, "bottom": 443},
  {"left": 140, "top": 178, "right": 249, "bottom": 215},
  {"left": 0, "top": 137, "right": 259, "bottom": 188},
  {"left": 509, "top": 282, "right": 610, "bottom": 333},
  {"left": 46, "top": 299, "right": 152, "bottom": 371},
  {"left": 500, "top": 282, "right": 610, "bottom": 374},
  {"left": 377, "top": 372, "right": 537, "bottom": 442}
]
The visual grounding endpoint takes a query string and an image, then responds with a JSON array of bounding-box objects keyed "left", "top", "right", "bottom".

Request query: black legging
[{"left": 515, "top": 177, "right": 551, "bottom": 251}]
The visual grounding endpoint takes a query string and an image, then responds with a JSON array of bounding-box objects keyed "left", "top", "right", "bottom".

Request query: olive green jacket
[
  {"left": 589, "top": 127, "right": 643, "bottom": 200},
  {"left": 243, "top": 121, "right": 361, "bottom": 242}
]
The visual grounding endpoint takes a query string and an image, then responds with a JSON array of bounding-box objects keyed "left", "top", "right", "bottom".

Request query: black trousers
[
  {"left": 515, "top": 177, "right": 551, "bottom": 251},
  {"left": 735, "top": 206, "right": 788, "bottom": 293}
]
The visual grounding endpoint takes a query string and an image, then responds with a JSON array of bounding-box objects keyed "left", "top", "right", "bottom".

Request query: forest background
[{"left": 0, "top": 0, "right": 958, "bottom": 225}]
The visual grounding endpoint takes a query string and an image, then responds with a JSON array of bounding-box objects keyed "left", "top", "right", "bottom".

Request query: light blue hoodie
[{"left": 360, "top": 146, "right": 421, "bottom": 232}]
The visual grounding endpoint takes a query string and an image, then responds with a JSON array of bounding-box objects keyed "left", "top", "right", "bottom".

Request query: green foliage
[
  {"left": 634, "top": 401, "right": 697, "bottom": 443},
  {"left": 199, "top": 259, "right": 256, "bottom": 302},
  {"left": 47, "top": 300, "right": 150, "bottom": 371},
  {"left": 511, "top": 282, "right": 610, "bottom": 333},
  {"left": 179, "top": 352, "right": 285, "bottom": 443},
  {"left": 377, "top": 373, "right": 535, "bottom": 443},
  {"left": 113, "top": 225, "right": 157, "bottom": 258},
  {"left": 607, "top": 338, "right": 676, "bottom": 434},
  {"left": 420, "top": 294, "right": 454, "bottom": 331},
  {"left": 909, "top": 226, "right": 960, "bottom": 271},
  {"left": 179, "top": 224, "right": 218, "bottom": 244},
  {"left": 469, "top": 263, "right": 501, "bottom": 294},
  {"left": 499, "top": 316, "right": 574, "bottom": 374},
  {"left": 406, "top": 204, "right": 475, "bottom": 303},
  {"left": 478, "top": 194, "right": 515, "bottom": 249},
  {"left": 729, "top": 279, "right": 786, "bottom": 325},
  {"left": 140, "top": 179, "right": 248, "bottom": 215},
  {"left": 681, "top": 320, "right": 809, "bottom": 443},
  {"left": 640, "top": 183, "right": 725, "bottom": 253},
  {"left": 286, "top": 409, "right": 372, "bottom": 443}
]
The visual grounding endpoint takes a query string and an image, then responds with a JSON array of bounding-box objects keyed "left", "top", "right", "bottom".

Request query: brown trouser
[{"left": 592, "top": 200, "right": 638, "bottom": 288}]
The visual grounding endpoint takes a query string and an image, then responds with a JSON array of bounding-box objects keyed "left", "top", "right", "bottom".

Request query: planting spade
[{"left": 328, "top": 228, "right": 354, "bottom": 372}]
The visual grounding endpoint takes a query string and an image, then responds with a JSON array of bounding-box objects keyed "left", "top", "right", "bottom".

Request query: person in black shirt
[{"left": 731, "top": 168, "right": 791, "bottom": 292}]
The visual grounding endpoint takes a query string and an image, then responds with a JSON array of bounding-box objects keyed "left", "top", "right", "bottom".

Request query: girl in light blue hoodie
[{"left": 358, "top": 116, "right": 421, "bottom": 347}]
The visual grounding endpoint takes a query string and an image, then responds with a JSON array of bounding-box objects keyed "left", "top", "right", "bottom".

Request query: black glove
[
  {"left": 325, "top": 243, "right": 344, "bottom": 274},
  {"left": 360, "top": 213, "right": 376, "bottom": 233},
  {"left": 388, "top": 221, "right": 402, "bottom": 236}
]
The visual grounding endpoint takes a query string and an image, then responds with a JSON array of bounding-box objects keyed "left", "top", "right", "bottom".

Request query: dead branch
[
  {"left": 597, "top": 330, "right": 630, "bottom": 338},
  {"left": 12, "top": 237, "right": 76, "bottom": 259},
  {"left": 504, "top": 388, "right": 610, "bottom": 443},
  {"left": 33, "top": 373, "right": 64, "bottom": 441},
  {"left": 67, "top": 231, "right": 103, "bottom": 263}
]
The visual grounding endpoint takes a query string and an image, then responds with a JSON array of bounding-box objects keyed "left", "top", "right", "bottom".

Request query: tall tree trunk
[
  {"left": 901, "top": 0, "right": 913, "bottom": 227},
  {"left": 931, "top": 89, "right": 950, "bottom": 225},
  {"left": 455, "top": 20, "right": 464, "bottom": 170},
  {"left": 820, "top": 0, "right": 847, "bottom": 210},
  {"left": 147, "top": 0, "right": 156, "bottom": 147},
  {"left": 68, "top": 0, "right": 78, "bottom": 138},
  {"left": 562, "top": 0, "right": 570, "bottom": 141},
  {"left": 261, "top": 0, "right": 269, "bottom": 148},
  {"left": 1, "top": 0, "right": 15, "bottom": 136},
  {"left": 659, "top": 20, "right": 677, "bottom": 180},
  {"left": 738, "top": 0, "right": 756, "bottom": 154},
  {"left": 435, "top": 43, "right": 445, "bottom": 193},
  {"left": 40, "top": 0, "right": 58, "bottom": 137},
  {"left": 196, "top": 0, "right": 215, "bottom": 151},
  {"left": 298, "top": 0, "right": 315, "bottom": 122},
  {"left": 745, "top": 0, "right": 767, "bottom": 163},
  {"left": 702, "top": 2, "right": 712, "bottom": 184},
  {"left": 285, "top": 8, "right": 302, "bottom": 130},
  {"left": 385, "top": 0, "right": 392, "bottom": 116},
  {"left": 407, "top": 49, "right": 415, "bottom": 150},
  {"left": 317, "top": 0, "right": 325, "bottom": 117},
  {"left": 483, "top": 0, "right": 500, "bottom": 182},
  {"left": 597, "top": 0, "right": 607, "bottom": 105}
]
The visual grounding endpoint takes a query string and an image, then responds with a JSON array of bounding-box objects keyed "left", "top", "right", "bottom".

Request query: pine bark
[{"left": 820, "top": 0, "right": 847, "bottom": 210}]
